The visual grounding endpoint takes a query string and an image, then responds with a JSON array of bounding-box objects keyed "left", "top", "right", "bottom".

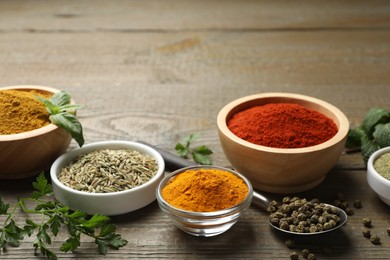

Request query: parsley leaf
[
  {"left": 36, "top": 91, "right": 85, "bottom": 147},
  {"left": 175, "top": 133, "right": 213, "bottom": 165},
  {"left": 0, "top": 173, "right": 128, "bottom": 258},
  {"left": 346, "top": 107, "right": 390, "bottom": 164}
]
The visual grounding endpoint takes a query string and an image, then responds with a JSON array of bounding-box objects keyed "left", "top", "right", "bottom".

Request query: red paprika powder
[{"left": 227, "top": 103, "right": 338, "bottom": 148}]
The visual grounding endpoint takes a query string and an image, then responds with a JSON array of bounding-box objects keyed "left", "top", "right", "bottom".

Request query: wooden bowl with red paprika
[
  {"left": 217, "top": 92, "right": 349, "bottom": 194},
  {"left": 0, "top": 85, "right": 72, "bottom": 179}
]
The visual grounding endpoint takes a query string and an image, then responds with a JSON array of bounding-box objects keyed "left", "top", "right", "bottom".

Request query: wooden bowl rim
[
  {"left": 217, "top": 92, "right": 350, "bottom": 154},
  {"left": 0, "top": 85, "right": 61, "bottom": 141}
]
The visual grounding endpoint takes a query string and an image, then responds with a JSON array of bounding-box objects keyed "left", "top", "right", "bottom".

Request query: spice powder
[
  {"left": 161, "top": 168, "right": 248, "bottom": 212},
  {"left": 0, "top": 89, "right": 52, "bottom": 135}
]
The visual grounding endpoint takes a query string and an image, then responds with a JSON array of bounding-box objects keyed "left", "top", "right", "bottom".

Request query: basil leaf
[
  {"left": 51, "top": 91, "right": 71, "bottom": 107},
  {"left": 50, "top": 113, "right": 84, "bottom": 147},
  {"left": 362, "top": 108, "right": 390, "bottom": 136},
  {"left": 57, "top": 104, "right": 84, "bottom": 113},
  {"left": 35, "top": 96, "right": 59, "bottom": 115}
]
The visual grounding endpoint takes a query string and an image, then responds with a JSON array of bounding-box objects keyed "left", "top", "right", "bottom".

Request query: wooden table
[{"left": 1, "top": 1, "right": 390, "bottom": 259}]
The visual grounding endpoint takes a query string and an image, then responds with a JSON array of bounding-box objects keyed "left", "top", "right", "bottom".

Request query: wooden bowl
[
  {"left": 0, "top": 85, "right": 72, "bottom": 179},
  {"left": 217, "top": 93, "right": 349, "bottom": 194}
]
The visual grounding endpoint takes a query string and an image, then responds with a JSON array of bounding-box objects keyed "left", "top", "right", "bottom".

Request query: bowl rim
[
  {"left": 50, "top": 140, "right": 166, "bottom": 197},
  {"left": 217, "top": 92, "right": 350, "bottom": 153},
  {"left": 156, "top": 165, "right": 254, "bottom": 217},
  {"left": 0, "top": 85, "right": 62, "bottom": 141},
  {"left": 367, "top": 146, "right": 390, "bottom": 186}
]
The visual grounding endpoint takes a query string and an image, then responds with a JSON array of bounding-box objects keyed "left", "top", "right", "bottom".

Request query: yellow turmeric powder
[
  {"left": 0, "top": 89, "right": 52, "bottom": 135},
  {"left": 161, "top": 168, "right": 248, "bottom": 212}
]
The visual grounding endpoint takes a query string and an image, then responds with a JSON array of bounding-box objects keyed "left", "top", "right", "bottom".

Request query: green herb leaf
[
  {"left": 60, "top": 234, "right": 80, "bottom": 253},
  {"left": 361, "top": 133, "right": 381, "bottom": 164},
  {"left": 0, "top": 174, "right": 128, "bottom": 258},
  {"left": 51, "top": 91, "right": 71, "bottom": 107},
  {"left": 36, "top": 96, "right": 60, "bottom": 115},
  {"left": 50, "top": 113, "right": 84, "bottom": 147},
  {"left": 31, "top": 173, "right": 53, "bottom": 199},
  {"left": 0, "top": 197, "right": 9, "bottom": 214},
  {"left": 36, "top": 91, "right": 85, "bottom": 147},
  {"left": 362, "top": 108, "right": 390, "bottom": 136},
  {"left": 175, "top": 143, "right": 188, "bottom": 157},
  {"left": 345, "top": 127, "right": 364, "bottom": 148},
  {"left": 175, "top": 133, "right": 213, "bottom": 165},
  {"left": 183, "top": 133, "right": 201, "bottom": 144},
  {"left": 373, "top": 123, "right": 390, "bottom": 148},
  {"left": 347, "top": 107, "right": 390, "bottom": 164},
  {"left": 82, "top": 214, "right": 110, "bottom": 229}
]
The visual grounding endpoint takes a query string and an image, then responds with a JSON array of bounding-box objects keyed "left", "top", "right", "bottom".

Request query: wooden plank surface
[{"left": 1, "top": 0, "right": 390, "bottom": 259}]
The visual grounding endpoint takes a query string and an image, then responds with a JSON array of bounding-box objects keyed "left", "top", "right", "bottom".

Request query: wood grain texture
[{"left": 0, "top": 0, "right": 390, "bottom": 259}]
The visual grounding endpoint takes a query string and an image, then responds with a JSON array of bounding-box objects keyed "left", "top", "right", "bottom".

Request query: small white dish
[
  {"left": 367, "top": 146, "right": 390, "bottom": 206},
  {"left": 50, "top": 140, "right": 165, "bottom": 216}
]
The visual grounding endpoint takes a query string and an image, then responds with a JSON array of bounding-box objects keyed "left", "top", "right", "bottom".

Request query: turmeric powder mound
[
  {"left": 0, "top": 90, "right": 51, "bottom": 135},
  {"left": 162, "top": 168, "right": 249, "bottom": 212}
]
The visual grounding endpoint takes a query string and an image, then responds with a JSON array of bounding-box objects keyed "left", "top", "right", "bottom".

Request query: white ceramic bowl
[
  {"left": 156, "top": 166, "right": 253, "bottom": 237},
  {"left": 217, "top": 92, "right": 349, "bottom": 194},
  {"left": 367, "top": 146, "right": 390, "bottom": 206},
  {"left": 50, "top": 141, "right": 165, "bottom": 216}
]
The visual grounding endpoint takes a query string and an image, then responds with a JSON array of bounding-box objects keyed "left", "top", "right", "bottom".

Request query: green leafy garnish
[
  {"left": 36, "top": 91, "right": 84, "bottom": 147},
  {"left": 175, "top": 133, "right": 213, "bottom": 165},
  {"left": 0, "top": 173, "right": 128, "bottom": 259},
  {"left": 346, "top": 108, "right": 390, "bottom": 164}
]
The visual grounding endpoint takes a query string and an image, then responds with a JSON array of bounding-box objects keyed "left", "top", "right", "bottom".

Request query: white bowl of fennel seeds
[{"left": 50, "top": 141, "right": 165, "bottom": 216}]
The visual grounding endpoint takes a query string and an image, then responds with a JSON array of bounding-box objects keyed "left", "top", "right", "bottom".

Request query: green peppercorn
[
  {"left": 370, "top": 234, "right": 381, "bottom": 245},
  {"left": 309, "top": 225, "right": 318, "bottom": 233},
  {"left": 345, "top": 207, "right": 354, "bottom": 216},
  {"left": 285, "top": 239, "right": 295, "bottom": 248},
  {"left": 283, "top": 197, "right": 291, "bottom": 204},
  {"left": 307, "top": 253, "right": 316, "bottom": 260},
  {"left": 362, "top": 218, "right": 372, "bottom": 227},
  {"left": 267, "top": 205, "right": 277, "bottom": 213},
  {"left": 301, "top": 249, "right": 310, "bottom": 258},
  {"left": 290, "top": 251, "right": 299, "bottom": 260},
  {"left": 362, "top": 228, "right": 371, "bottom": 238},
  {"left": 353, "top": 200, "right": 362, "bottom": 209}
]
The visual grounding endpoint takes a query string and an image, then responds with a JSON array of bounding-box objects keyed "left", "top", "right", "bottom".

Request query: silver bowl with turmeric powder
[
  {"left": 217, "top": 92, "right": 350, "bottom": 194},
  {"left": 0, "top": 85, "right": 72, "bottom": 179},
  {"left": 156, "top": 166, "right": 253, "bottom": 237}
]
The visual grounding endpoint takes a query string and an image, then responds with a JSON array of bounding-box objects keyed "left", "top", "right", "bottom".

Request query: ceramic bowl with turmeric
[
  {"left": 156, "top": 165, "right": 253, "bottom": 237},
  {"left": 0, "top": 85, "right": 72, "bottom": 179},
  {"left": 217, "top": 92, "right": 349, "bottom": 194}
]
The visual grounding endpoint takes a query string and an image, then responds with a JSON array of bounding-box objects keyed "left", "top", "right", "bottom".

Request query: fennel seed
[{"left": 58, "top": 149, "right": 158, "bottom": 193}]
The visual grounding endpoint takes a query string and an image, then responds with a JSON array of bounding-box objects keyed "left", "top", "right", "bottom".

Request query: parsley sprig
[
  {"left": 0, "top": 173, "right": 128, "bottom": 259},
  {"left": 36, "top": 91, "right": 85, "bottom": 147},
  {"left": 175, "top": 133, "right": 213, "bottom": 165},
  {"left": 346, "top": 107, "right": 390, "bottom": 164}
]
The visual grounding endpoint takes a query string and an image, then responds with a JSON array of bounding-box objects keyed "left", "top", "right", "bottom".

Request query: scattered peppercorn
[
  {"left": 345, "top": 207, "right": 354, "bottom": 216},
  {"left": 353, "top": 200, "right": 362, "bottom": 209},
  {"left": 336, "top": 192, "right": 345, "bottom": 201},
  {"left": 370, "top": 234, "right": 381, "bottom": 245},
  {"left": 307, "top": 253, "right": 317, "bottom": 260},
  {"left": 290, "top": 251, "right": 299, "bottom": 260},
  {"left": 285, "top": 239, "right": 295, "bottom": 248},
  {"left": 302, "top": 249, "right": 310, "bottom": 259},
  {"left": 387, "top": 227, "right": 390, "bottom": 236},
  {"left": 362, "top": 218, "right": 372, "bottom": 227},
  {"left": 362, "top": 228, "right": 371, "bottom": 238}
]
